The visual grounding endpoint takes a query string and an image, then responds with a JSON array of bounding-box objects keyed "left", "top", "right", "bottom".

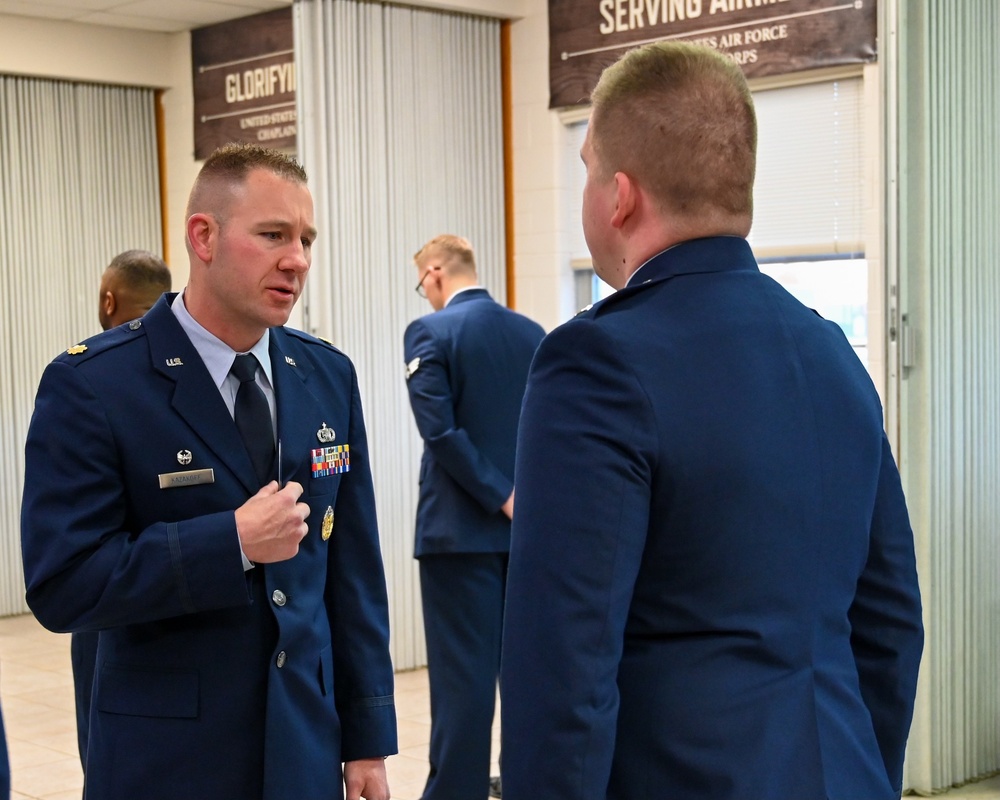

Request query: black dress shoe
[{"left": 489, "top": 775, "right": 502, "bottom": 798}]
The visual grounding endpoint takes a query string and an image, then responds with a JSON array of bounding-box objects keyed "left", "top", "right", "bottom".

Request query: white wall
[{"left": 507, "top": 0, "right": 578, "bottom": 329}]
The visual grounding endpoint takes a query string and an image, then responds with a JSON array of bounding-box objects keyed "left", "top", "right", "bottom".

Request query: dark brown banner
[
  {"left": 191, "top": 7, "right": 296, "bottom": 160},
  {"left": 549, "top": 0, "right": 876, "bottom": 108}
]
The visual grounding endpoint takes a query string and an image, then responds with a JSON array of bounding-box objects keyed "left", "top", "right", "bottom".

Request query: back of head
[
  {"left": 185, "top": 142, "right": 309, "bottom": 223},
  {"left": 106, "top": 249, "right": 171, "bottom": 291},
  {"left": 413, "top": 234, "right": 477, "bottom": 277},
  {"left": 590, "top": 41, "right": 757, "bottom": 233},
  {"left": 100, "top": 249, "right": 172, "bottom": 329}
]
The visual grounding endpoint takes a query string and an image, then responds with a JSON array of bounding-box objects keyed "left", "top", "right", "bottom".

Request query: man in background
[
  {"left": 404, "top": 235, "right": 543, "bottom": 800},
  {"left": 97, "top": 248, "right": 171, "bottom": 331},
  {"left": 501, "top": 42, "right": 923, "bottom": 800},
  {"left": 22, "top": 143, "right": 396, "bottom": 800},
  {"left": 72, "top": 248, "right": 172, "bottom": 776}
]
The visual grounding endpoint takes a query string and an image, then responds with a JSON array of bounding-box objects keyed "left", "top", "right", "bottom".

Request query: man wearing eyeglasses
[{"left": 404, "top": 235, "right": 544, "bottom": 800}]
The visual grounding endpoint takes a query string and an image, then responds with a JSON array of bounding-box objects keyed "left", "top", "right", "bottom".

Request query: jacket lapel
[
  {"left": 143, "top": 296, "right": 259, "bottom": 495},
  {"left": 269, "top": 330, "right": 325, "bottom": 486}
]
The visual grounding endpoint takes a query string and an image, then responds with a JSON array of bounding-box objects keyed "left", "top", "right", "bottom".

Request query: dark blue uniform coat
[
  {"left": 501, "top": 237, "right": 923, "bottom": 800},
  {"left": 21, "top": 294, "right": 397, "bottom": 800},
  {"left": 405, "top": 288, "right": 545, "bottom": 557},
  {"left": 404, "top": 288, "right": 543, "bottom": 799}
]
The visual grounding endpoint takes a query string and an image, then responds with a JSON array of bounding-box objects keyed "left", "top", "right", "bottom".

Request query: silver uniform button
[
  {"left": 276, "top": 650, "right": 287, "bottom": 668},
  {"left": 272, "top": 589, "right": 287, "bottom": 607}
]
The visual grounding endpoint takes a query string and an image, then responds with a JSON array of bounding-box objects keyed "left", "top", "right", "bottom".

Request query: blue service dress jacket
[
  {"left": 404, "top": 288, "right": 545, "bottom": 556},
  {"left": 501, "top": 237, "right": 924, "bottom": 800},
  {"left": 21, "top": 294, "right": 397, "bottom": 800}
]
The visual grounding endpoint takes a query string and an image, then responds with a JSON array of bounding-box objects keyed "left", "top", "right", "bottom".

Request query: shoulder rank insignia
[
  {"left": 406, "top": 357, "right": 421, "bottom": 380},
  {"left": 67, "top": 344, "right": 88, "bottom": 355}
]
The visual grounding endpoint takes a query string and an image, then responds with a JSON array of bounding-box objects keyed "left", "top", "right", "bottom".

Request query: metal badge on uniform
[
  {"left": 312, "top": 444, "right": 350, "bottom": 477},
  {"left": 166, "top": 357, "right": 183, "bottom": 367},
  {"left": 316, "top": 423, "right": 336, "bottom": 443},
  {"left": 129, "top": 320, "right": 142, "bottom": 331},
  {"left": 67, "top": 344, "right": 87, "bottom": 355},
  {"left": 177, "top": 450, "right": 193, "bottom": 465},
  {"left": 406, "top": 357, "right": 421, "bottom": 380},
  {"left": 321, "top": 506, "right": 334, "bottom": 540},
  {"left": 158, "top": 469, "right": 215, "bottom": 489},
  {"left": 285, "top": 355, "right": 297, "bottom": 367}
]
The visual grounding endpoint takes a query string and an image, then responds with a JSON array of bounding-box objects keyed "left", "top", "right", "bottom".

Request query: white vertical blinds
[
  {"left": 0, "top": 76, "right": 161, "bottom": 617},
  {"left": 294, "top": 0, "right": 504, "bottom": 670},
  {"left": 895, "top": 0, "right": 1000, "bottom": 792},
  {"left": 749, "top": 79, "right": 864, "bottom": 258}
]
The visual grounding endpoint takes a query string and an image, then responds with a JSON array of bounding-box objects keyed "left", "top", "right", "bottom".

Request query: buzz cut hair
[
  {"left": 105, "top": 249, "right": 172, "bottom": 292},
  {"left": 186, "top": 142, "right": 308, "bottom": 220},
  {"left": 589, "top": 41, "right": 757, "bottom": 222}
]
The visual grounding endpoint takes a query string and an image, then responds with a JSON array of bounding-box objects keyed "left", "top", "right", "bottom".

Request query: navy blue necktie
[{"left": 230, "top": 354, "right": 274, "bottom": 485}]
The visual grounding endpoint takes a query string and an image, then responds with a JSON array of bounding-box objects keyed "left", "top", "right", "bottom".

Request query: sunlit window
[{"left": 759, "top": 258, "right": 868, "bottom": 368}]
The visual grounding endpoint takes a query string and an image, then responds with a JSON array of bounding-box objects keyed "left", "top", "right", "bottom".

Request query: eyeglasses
[
  {"left": 415, "top": 265, "right": 440, "bottom": 298},
  {"left": 415, "top": 269, "right": 431, "bottom": 298}
]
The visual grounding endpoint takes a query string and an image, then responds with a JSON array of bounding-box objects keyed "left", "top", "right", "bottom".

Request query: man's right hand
[{"left": 234, "top": 481, "right": 310, "bottom": 563}]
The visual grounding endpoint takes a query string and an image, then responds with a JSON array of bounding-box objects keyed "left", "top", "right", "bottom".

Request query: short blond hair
[
  {"left": 186, "top": 142, "right": 308, "bottom": 221},
  {"left": 590, "top": 41, "right": 756, "bottom": 223},
  {"left": 413, "top": 234, "right": 477, "bottom": 276}
]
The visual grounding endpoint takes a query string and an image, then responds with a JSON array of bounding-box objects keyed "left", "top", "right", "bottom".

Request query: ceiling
[{"left": 0, "top": 0, "right": 293, "bottom": 33}]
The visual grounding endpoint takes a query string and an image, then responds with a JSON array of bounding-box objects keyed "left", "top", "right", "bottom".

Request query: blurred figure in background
[
  {"left": 404, "top": 235, "right": 543, "bottom": 800},
  {"left": 72, "top": 249, "right": 172, "bottom": 780}
]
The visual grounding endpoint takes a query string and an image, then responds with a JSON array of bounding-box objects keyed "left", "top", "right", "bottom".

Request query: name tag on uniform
[{"left": 158, "top": 468, "right": 215, "bottom": 489}]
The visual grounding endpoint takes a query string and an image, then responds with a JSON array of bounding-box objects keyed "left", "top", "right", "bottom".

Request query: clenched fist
[{"left": 234, "top": 481, "right": 310, "bottom": 563}]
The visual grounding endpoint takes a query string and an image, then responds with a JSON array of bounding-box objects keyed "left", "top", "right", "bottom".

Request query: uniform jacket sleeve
[
  {"left": 404, "top": 318, "right": 512, "bottom": 512},
  {"left": 21, "top": 360, "right": 251, "bottom": 632},
  {"left": 848, "top": 434, "right": 924, "bottom": 792},
  {"left": 500, "top": 318, "right": 656, "bottom": 800}
]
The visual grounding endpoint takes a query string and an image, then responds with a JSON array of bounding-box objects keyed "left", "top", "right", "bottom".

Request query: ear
[
  {"left": 102, "top": 291, "right": 116, "bottom": 318},
  {"left": 187, "top": 213, "right": 216, "bottom": 263},
  {"left": 610, "top": 171, "right": 638, "bottom": 230}
]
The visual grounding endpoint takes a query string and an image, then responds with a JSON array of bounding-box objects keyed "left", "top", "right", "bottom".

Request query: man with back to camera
[
  {"left": 404, "top": 235, "right": 544, "bottom": 800},
  {"left": 21, "top": 143, "right": 397, "bottom": 800},
  {"left": 71, "top": 248, "right": 173, "bottom": 779},
  {"left": 500, "top": 42, "right": 924, "bottom": 800}
]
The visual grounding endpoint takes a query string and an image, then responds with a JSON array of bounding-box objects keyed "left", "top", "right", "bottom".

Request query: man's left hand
[{"left": 344, "top": 757, "right": 390, "bottom": 800}]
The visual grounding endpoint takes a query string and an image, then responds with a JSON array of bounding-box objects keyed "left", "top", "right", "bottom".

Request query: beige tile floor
[{"left": 1, "top": 611, "right": 998, "bottom": 800}]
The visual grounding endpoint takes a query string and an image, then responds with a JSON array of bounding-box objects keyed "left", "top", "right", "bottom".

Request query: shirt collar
[
  {"left": 171, "top": 292, "right": 273, "bottom": 390},
  {"left": 444, "top": 284, "right": 483, "bottom": 307}
]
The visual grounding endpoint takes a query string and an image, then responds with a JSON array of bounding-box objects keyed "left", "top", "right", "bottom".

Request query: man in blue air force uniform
[
  {"left": 500, "top": 43, "right": 924, "bottom": 800},
  {"left": 403, "top": 235, "right": 544, "bottom": 800},
  {"left": 21, "top": 144, "right": 396, "bottom": 800}
]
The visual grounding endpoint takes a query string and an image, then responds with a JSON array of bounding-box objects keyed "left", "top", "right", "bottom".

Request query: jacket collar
[{"left": 625, "top": 236, "right": 758, "bottom": 288}]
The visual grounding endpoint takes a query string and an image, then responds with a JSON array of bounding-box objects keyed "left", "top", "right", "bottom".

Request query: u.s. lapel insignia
[
  {"left": 177, "top": 450, "right": 193, "bottom": 465},
  {"left": 285, "top": 355, "right": 297, "bottom": 367},
  {"left": 406, "top": 357, "right": 421, "bottom": 380},
  {"left": 321, "top": 506, "right": 334, "bottom": 540},
  {"left": 317, "top": 423, "right": 336, "bottom": 443},
  {"left": 166, "top": 357, "right": 183, "bottom": 367},
  {"left": 67, "top": 344, "right": 87, "bottom": 355}
]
